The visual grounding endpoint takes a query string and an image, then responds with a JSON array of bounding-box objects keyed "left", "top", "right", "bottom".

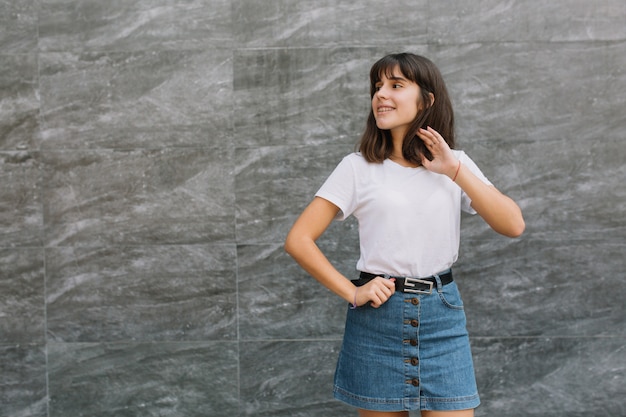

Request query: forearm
[
  {"left": 285, "top": 232, "right": 356, "bottom": 304},
  {"left": 453, "top": 163, "right": 525, "bottom": 237}
]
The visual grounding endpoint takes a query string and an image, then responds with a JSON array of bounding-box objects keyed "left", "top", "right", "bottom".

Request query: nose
[{"left": 375, "top": 86, "right": 388, "bottom": 99}]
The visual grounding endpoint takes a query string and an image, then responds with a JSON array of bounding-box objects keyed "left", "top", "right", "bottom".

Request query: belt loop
[{"left": 433, "top": 273, "right": 443, "bottom": 293}]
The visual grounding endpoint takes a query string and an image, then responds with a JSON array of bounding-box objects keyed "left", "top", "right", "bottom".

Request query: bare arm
[
  {"left": 418, "top": 127, "right": 525, "bottom": 238},
  {"left": 284, "top": 197, "right": 395, "bottom": 307},
  {"left": 455, "top": 164, "right": 525, "bottom": 237}
]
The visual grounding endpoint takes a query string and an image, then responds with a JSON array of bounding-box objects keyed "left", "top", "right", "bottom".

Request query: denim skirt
[{"left": 333, "top": 273, "right": 480, "bottom": 411}]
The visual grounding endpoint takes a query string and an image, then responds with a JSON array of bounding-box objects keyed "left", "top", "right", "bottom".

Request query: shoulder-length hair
[{"left": 358, "top": 53, "right": 455, "bottom": 165}]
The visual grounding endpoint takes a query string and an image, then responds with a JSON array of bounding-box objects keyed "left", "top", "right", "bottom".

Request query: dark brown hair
[{"left": 358, "top": 53, "right": 455, "bottom": 165}]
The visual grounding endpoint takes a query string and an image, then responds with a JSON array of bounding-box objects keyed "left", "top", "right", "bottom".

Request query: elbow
[
  {"left": 284, "top": 229, "right": 300, "bottom": 257},
  {"left": 506, "top": 220, "right": 525, "bottom": 238},
  {"left": 284, "top": 232, "right": 295, "bottom": 256},
  {"left": 496, "top": 201, "right": 526, "bottom": 238},
  {"left": 502, "top": 214, "right": 526, "bottom": 238}
]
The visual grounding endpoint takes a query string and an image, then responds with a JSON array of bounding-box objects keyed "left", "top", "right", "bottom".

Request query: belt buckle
[{"left": 403, "top": 277, "right": 433, "bottom": 294}]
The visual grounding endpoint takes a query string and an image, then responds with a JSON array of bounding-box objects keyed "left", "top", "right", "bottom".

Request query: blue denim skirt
[{"left": 333, "top": 272, "right": 480, "bottom": 411}]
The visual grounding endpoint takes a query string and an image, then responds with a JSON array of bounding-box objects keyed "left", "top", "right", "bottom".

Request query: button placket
[{"left": 402, "top": 293, "right": 421, "bottom": 394}]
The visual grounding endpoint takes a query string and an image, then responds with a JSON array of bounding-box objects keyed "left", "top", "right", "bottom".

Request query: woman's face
[{"left": 372, "top": 66, "right": 423, "bottom": 140}]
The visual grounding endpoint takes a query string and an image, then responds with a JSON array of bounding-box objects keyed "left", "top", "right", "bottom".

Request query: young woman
[{"left": 284, "top": 53, "right": 525, "bottom": 417}]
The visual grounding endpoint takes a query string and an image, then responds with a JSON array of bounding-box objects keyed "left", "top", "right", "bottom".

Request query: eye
[{"left": 393, "top": 83, "right": 402, "bottom": 88}]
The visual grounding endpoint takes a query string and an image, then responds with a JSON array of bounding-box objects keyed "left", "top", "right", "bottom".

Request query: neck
[
  {"left": 388, "top": 152, "right": 419, "bottom": 168},
  {"left": 390, "top": 129, "right": 405, "bottom": 154}
]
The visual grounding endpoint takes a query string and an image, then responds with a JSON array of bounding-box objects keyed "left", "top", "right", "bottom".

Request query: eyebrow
[{"left": 376, "top": 75, "right": 408, "bottom": 84}]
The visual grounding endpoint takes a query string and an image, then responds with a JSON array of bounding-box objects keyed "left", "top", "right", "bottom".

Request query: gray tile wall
[{"left": 1, "top": 1, "right": 624, "bottom": 416}]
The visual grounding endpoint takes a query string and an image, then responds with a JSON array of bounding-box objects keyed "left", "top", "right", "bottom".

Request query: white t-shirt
[{"left": 315, "top": 151, "right": 492, "bottom": 278}]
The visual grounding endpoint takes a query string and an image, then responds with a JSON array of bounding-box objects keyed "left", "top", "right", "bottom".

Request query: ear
[
  {"left": 417, "top": 92, "right": 435, "bottom": 112},
  {"left": 428, "top": 92, "right": 435, "bottom": 107}
]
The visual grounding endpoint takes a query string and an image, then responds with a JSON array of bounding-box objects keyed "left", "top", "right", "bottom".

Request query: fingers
[
  {"left": 417, "top": 127, "right": 457, "bottom": 175},
  {"left": 363, "top": 277, "right": 396, "bottom": 308},
  {"left": 417, "top": 127, "right": 443, "bottom": 149}
]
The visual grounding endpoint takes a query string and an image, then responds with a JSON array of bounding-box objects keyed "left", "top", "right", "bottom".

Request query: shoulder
[
  {"left": 452, "top": 148, "right": 479, "bottom": 168},
  {"left": 341, "top": 152, "right": 380, "bottom": 168},
  {"left": 452, "top": 149, "right": 468, "bottom": 160},
  {"left": 342, "top": 152, "right": 365, "bottom": 163},
  {"left": 453, "top": 149, "right": 492, "bottom": 184},
  {"left": 327, "top": 152, "right": 382, "bottom": 181},
  {"left": 334, "top": 152, "right": 369, "bottom": 171},
  {"left": 453, "top": 149, "right": 479, "bottom": 166}
]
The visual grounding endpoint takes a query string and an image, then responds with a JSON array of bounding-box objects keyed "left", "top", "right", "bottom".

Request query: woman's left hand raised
[{"left": 417, "top": 126, "right": 459, "bottom": 179}]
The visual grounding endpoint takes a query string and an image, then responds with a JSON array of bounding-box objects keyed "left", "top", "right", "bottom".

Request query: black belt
[{"left": 354, "top": 270, "right": 453, "bottom": 295}]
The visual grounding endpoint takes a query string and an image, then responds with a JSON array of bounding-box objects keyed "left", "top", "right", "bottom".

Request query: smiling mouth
[{"left": 377, "top": 106, "right": 395, "bottom": 113}]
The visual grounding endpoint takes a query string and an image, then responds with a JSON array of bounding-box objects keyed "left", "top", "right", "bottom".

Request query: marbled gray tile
[
  {"left": 240, "top": 340, "right": 351, "bottom": 417},
  {"left": 472, "top": 337, "right": 626, "bottom": 417},
  {"left": 0, "top": 54, "right": 40, "bottom": 150},
  {"left": 0, "top": 0, "right": 623, "bottom": 415},
  {"left": 237, "top": 243, "right": 353, "bottom": 340},
  {"left": 0, "top": 343, "right": 47, "bottom": 417},
  {"left": 454, "top": 135, "right": 625, "bottom": 243},
  {"left": 429, "top": 1, "right": 537, "bottom": 44},
  {"left": 431, "top": 42, "right": 626, "bottom": 146},
  {"left": 0, "top": 249, "right": 45, "bottom": 343},
  {"left": 46, "top": 244, "right": 237, "bottom": 342},
  {"left": 42, "top": 148, "right": 234, "bottom": 246},
  {"left": 455, "top": 238, "right": 625, "bottom": 337},
  {"left": 44, "top": 126, "right": 225, "bottom": 152},
  {"left": 526, "top": 0, "right": 626, "bottom": 42},
  {"left": 233, "top": 47, "right": 386, "bottom": 148},
  {"left": 464, "top": 135, "right": 624, "bottom": 241},
  {"left": 0, "top": 0, "right": 38, "bottom": 52},
  {"left": 430, "top": 0, "right": 626, "bottom": 44},
  {"left": 39, "top": 50, "right": 232, "bottom": 149},
  {"left": 39, "top": 0, "right": 232, "bottom": 52},
  {"left": 235, "top": 144, "right": 358, "bottom": 244},
  {"left": 233, "top": 45, "right": 436, "bottom": 148},
  {"left": 233, "top": 0, "right": 429, "bottom": 48},
  {"left": 0, "top": 152, "right": 42, "bottom": 247},
  {"left": 48, "top": 341, "right": 238, "bottom": 417},
  {"left": 428, "top": 42, "right": 626, "bottom": 243}
]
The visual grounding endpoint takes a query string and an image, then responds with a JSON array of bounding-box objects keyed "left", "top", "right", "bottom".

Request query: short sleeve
[
  {"left": 458, "top": 151, "right": 492, "bottom": 214},
  {"left": 315, "top": 154, "right": 359, "bottom": 221}
]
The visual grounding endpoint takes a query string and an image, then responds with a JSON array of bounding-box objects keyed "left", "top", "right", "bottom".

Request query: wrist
[
  {"left": 450, "top": 160, "right": 461, "bottom": 182},
  {"left": 350, "top": 286, "right": 358, "bottom": 309},
  {"left": 338, "top": 278, "right": 358, "bottom": 305}
]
